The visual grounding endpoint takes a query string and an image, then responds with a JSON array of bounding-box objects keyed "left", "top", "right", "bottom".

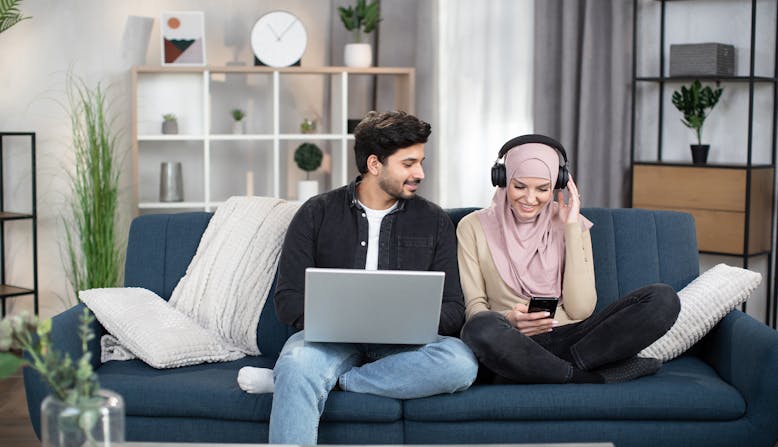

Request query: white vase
[
  {"left": 298, "top": 180, "right": 319, "bottom": 202},
  {"left": 232, "top": 121, "right": 244, "bottom": 134},
  {"left": 344, "top": 43, "right": 373, "bottom": 67}
]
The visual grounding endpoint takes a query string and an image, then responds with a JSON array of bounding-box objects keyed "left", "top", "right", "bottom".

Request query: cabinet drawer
[
  {"left": 633, "top": 205, "right": 744, "bottom": 254},
  {"left": 633, "top": 165, "right": 773, "bottom": 255},
  {"left": 632, "top": 165, "right": 746, "bottom": 211}
]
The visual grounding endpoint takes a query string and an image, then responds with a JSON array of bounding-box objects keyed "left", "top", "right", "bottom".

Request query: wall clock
[{"left": 250, "top": 11, "right": 307, "bottom": 67}]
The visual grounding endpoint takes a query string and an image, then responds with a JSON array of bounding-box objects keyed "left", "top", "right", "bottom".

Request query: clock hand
[
  {"left": 267, "top": 23, "right": 281, "bottom": 41},
  {"left": 277, "top": 18, "right": 299, "bottom": 40}
]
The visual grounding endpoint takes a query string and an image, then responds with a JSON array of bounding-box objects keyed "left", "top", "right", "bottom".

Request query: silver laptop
[{"left": 303, "top": 267, "right": 444, "bottom": 344}]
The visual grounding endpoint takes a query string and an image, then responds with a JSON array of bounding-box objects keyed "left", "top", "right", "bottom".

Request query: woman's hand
[
  {"left": 557, "top": 176, "right": 581, "bottom": 224},
  {"left": 505, "top": 303, "right": 556, "bottom": 336}
]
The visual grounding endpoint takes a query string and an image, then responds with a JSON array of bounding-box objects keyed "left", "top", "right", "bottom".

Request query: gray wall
[{"left": 0, "top": 0, "right": 344, "bottom": 316}]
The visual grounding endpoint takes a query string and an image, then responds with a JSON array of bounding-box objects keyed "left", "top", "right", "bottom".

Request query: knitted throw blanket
[{"left": 168, "top": 196, "right": 299, "bottom": 355}]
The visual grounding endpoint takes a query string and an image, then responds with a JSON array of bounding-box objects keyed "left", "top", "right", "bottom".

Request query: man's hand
[{"left": 505, "top": 303, "right": 556, "bottom": 336}]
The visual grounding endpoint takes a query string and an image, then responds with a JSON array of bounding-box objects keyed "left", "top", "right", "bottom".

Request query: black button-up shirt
[{"left": 274, "top": 177, "right": 465, "bottom": 336}]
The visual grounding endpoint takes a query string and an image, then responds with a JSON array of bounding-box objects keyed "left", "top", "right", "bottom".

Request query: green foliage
[
  {"left": 0, "top": 0, "right": 31, "bottom": 35},
  {"left": 231, "top": 109, "right": 245, "bottom": 121},
  {"left": 294, "top": 142, "right": 323, "bottom": 179},
  {"left": 337, "top": 0, "right": 381, "bottom": 43},
  {"left": 671, "top": 80, "right": 723, "bottom": 145},
  {"left": 64, "top": 77, "right": 125, "bottom": 300},
  {"left": 0, "top": 309, "right": 99, "bottom": 403},
  {"left": 300, "top": 117, "right": 317, "bottom": 134},
  {"left": 162, "top": 113, "right": 176, "bottom": 122}
]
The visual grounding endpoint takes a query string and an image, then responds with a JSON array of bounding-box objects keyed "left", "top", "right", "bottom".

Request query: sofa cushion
[
  {"left": 82, "top": 287, "right": 245, "bottom": 368},
  {"left": 404, "top": 356, "right": 744, "bottom": 421},
  {"left": 584, "top": 208, "right": 699, "bottom": 311},
  {"left": 97, "top": 357, "right": 402, "bottom": 423},
  {"left": 640, "top": 263, "right": 761, "bottom": 362}
]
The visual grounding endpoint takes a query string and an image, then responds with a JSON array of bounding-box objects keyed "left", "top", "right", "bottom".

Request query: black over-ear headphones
[{"left": 490, "top": 134, "right": 570, "bottom": 189}]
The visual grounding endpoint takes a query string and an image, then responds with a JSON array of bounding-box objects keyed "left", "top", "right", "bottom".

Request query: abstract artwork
[{"left": 161, "top": 11, "right": 206, "bottom": 65}]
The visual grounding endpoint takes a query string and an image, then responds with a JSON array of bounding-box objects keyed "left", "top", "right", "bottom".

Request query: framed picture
[{"left": 161, "top": 11, "right": 206, "bottom": 66}]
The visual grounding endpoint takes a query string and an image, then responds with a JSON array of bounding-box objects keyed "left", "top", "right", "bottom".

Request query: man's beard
[{"left": 378, "top": 174, "right": 420, "bottom": 200}]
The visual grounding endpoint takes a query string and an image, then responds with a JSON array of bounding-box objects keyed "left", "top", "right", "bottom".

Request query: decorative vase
[
  {"left": 690, "top": 144, "right": 710, "bottom": 164},
  {"left": 162, "top": 119, "right": 178, "bottom": 135},
  {"left": 232, "top": 120, "right": 245, "bottom": 135},
  {"left": 344, "top": 43, "right": 373, "bottom": 67},
  {"left": 298, "top": 180, "right": 319, "bottom": 202},
  {"left": 41, "top": 389, "right": 125, "bottom": 447},
  {"left": 160, "top": 162, "right": 184, "bottom": 202}
]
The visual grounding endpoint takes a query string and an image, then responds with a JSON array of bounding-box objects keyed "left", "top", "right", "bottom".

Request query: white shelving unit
[{"left": 131, "top": 66, "right": 415, "bottom": 213}]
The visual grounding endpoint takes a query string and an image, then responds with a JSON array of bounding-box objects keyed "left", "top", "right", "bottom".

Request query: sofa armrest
[
  {"left": 22, "top": 303, "right": 105, "bottom": 438},
  {"left": 700, "top": 310, "right": 778, "bottom": 442}
]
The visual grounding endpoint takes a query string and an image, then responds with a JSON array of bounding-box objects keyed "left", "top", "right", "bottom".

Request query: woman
[{"left": 458, "top": 135, "right": 680, "bottom": 384}]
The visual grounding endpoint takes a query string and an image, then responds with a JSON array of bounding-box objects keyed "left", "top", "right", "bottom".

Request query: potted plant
[
  {"left": 231, "top": 109, "right": 245, "bottom": 134},
  {"left": 162, "top": 113, "right": 178, "bottom": 135},
  {"left": 64, "top": 78, "right": 125, "bottom": 299},
  {"left": 300, "top": 117, "right": 317, "bottom": 134},
  {"left": 337, "top": 0, "right": 380, "bottom": 67},
  {"left": 671, "top": 80, "right": 723, "bottom": 164},
  {"left": 0, "top": 309, "right": 125, "bottom": 446},
  {"left": 294, "top": 142, "right": 323, "bottom": 201}
]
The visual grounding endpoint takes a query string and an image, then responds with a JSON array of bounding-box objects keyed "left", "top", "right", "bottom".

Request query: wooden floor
[{"left": 0, "top": 371, "right": 39, "bottom": 447}]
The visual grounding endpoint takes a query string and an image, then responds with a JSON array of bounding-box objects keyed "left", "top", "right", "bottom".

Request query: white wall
[
  {"left": 0, "top": 0, "right": 333, "bottom": 317},
  {"left": 634, "top": 0, "right": 777, "bottom": 324}
]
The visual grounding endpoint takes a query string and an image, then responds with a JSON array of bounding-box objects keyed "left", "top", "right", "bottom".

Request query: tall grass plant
[{"left": 64, "top": 77, "right": 124, "bottom": 299}]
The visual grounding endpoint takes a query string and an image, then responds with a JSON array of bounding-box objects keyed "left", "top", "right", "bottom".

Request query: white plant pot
[
  {"left": 344, "top": 43, "right": 373, "bottom": 68},
  {"left": 297, "top": 180, "right": 319, "bottom": 202},
  {"left": 232, "top": 121, "right": 244, "bottom": 134}
]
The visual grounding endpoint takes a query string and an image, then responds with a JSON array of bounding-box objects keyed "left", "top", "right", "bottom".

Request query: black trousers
[{"left": 460, "top": 283, "right": 680, "bottom": 384}]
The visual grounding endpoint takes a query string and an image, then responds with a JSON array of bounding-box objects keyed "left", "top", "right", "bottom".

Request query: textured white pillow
[
  {"left": 81, "top": 288, "right": 245, "bottom": 368},
  {"left": 639, "top": 264, "right": 762, "bottom": 362}
]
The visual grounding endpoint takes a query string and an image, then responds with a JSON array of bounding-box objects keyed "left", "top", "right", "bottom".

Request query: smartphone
[{"left": 528, "top": 296, "right": 559, "bottom": 318}]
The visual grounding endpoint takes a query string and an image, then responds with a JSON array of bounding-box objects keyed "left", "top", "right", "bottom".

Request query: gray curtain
[{"left": 533, "top": 0, "right": 634, "bottom": 208}]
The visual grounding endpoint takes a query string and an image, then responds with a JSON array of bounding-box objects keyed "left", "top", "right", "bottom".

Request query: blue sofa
[{"left": 24, "top": 208, "right": 778, "bottom": 446}]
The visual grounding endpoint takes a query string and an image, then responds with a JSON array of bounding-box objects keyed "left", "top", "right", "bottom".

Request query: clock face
[{"left": 251, "top": 11, "right": 307, "bottom": 67}]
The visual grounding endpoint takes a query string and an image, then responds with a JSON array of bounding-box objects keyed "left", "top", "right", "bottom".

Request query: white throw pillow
[
  {"left": 639, "top": 264, "right": 762, "bottom": 362},
  {"left": 81, "top": 288, "right": 245, "bottom": 368}
]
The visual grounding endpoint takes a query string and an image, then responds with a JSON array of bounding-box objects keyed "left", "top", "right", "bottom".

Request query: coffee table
[{"left": 124, "top": 443, "right": 615, "bottom": 447}]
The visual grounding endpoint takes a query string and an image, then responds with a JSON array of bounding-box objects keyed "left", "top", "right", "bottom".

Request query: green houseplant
[
  {"left": 671, "top": 80, "right": 723, "bottom": 164},
  {"left": 337, "top": 0, "right": 381, "bottom": 67},
  {"left": 64, "top": 78, "right": 125, "bottom": 300},
  {"left": 0, "top": 0, "right": 30, "bottom": 35},
  {"left": 231, "top": 109, "right": 245, "bottom": 134},
  {"left": 294, "top": 142, "right": 323, "bottom": 202},
  {"left": 0, "top": 309, "right": 125, "bottom": 446},
  {"left": 162, "top": 113, "right": 178, "bottom": 135}
]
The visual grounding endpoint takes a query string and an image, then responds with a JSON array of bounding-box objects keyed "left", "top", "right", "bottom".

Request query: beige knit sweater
[{"left": 456, "top": 212, "right": 597, "bottom": 326}]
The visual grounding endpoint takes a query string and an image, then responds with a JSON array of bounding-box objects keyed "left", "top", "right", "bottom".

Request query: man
[{"left": 239, "top": 110, "right": 477, "bottom": 445}]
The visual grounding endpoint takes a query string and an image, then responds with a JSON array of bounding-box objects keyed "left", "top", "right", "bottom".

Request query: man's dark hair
[{"left": 353, "top": 111, "right": 431, "bottom": 174}]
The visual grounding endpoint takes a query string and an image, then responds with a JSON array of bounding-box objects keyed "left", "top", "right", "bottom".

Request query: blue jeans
[{"left": 268, "top": 331, "right": 478, "bottom": 444}]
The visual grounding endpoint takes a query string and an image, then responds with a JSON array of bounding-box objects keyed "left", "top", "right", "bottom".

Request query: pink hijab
[{"left": 477, "top": 143, "right": 593, "bottom": 301}]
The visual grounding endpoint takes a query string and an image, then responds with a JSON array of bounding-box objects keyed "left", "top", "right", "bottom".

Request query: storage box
[{"left": 669, "top": 43, "right": 735, "bottom": 77}]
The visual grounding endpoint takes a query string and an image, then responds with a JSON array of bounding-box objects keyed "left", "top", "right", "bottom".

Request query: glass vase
[{"left": 41, "top": 389, "right": 125, "bottom": 447}]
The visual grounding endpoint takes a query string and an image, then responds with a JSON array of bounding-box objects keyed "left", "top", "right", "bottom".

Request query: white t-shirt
[{"left": 358, "top": 200, "right": 398, "bottom": 270}]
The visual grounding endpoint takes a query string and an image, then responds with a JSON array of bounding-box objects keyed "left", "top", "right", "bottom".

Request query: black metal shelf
[
  {"left": 636, "top": 75, "right": 777, "bottom": 83},
  {"left": 634, "top": 161, "right": 774, "bottom": 169},
  {"left": 0, "top": 212, "right": 34, "bottom": 221},
  {"left": 0, "top": 132, "right": 38, "bottom": 317},
  {"left": 629, "top": 0, "right": 778, "bottom": 328},
  {"left": 0, "top": 284, "right": 34, "bottom": 298}
]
